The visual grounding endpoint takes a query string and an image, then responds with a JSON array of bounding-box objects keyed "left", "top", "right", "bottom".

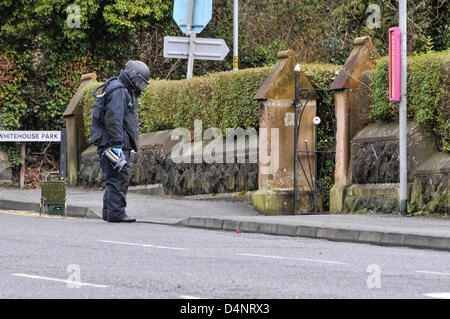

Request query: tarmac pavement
[{"left": 0, "top": 187, "right": 449, "bottom": 252}]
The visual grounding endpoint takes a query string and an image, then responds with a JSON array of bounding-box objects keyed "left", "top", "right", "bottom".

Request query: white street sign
[
  {"left": 164, "top": 36, "right": 230, "bottom": 61},
  {"left": 0, "top": 131, "right": 62, "bottom": 142}
]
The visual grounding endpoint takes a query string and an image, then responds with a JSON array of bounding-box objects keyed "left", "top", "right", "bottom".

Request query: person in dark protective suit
[{"left": 91, "top": 60, "right": 151, "bottom": 223}]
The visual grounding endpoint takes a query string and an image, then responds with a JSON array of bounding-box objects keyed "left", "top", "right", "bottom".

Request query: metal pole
[
  {"left": 186, "top": 0, "right": 196, "bottom": 79},
  {"left": 59, "top": 128, "right": 67, "bottom": 182},
  {"left": 233, "top": 0, "right": 239, "bottom": 71},
  {"left": 20, "top": 143, "right": 25, "bottom": 190},
  {"left": 314, "top": 123, "right": 318, "bottom": 211},
  {"left": 399, "top": 0, "right": 408, "bottom": 215},
  {"left": 293, "top": 71, "right": 299, "bottom": 214}
]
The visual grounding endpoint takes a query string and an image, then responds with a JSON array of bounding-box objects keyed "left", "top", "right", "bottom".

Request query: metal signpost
[
  {"left": 233, "top": 0, "right": 239, "bottom": 71},
  {"left": 0, "top": 129, "right": 66, "bottom": 189},
  {"left": 388, "top": 1, "right": 407, "bottom": 215},
  {"left": 399, "top": 0, "right": 408, "bottom": 215},
  {"left": 169, "top": 0, "right": 229, "bottom": 79}
]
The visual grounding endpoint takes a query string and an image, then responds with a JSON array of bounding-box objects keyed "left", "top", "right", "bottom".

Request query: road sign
[
  {"left": 164, "top": 36, "right": 229, "bottom": 61},
  {"left": 173, "top": 0, "right": 213, "bottom": 34},
  {"left": 389, "top": 27, "right": 401, "bottom": 102},
  {"left": 0, "top": 130, "right": 66, "bottom": 189},
  {"left": 0, "top": 131, "right": 61, "bottom": 142}
]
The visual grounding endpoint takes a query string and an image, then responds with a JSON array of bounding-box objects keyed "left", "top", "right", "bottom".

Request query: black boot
[{"left": 120, "top": 216, "right": 136, "bottom": 223}]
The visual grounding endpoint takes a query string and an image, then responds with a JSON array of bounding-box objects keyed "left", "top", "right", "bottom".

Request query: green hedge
[
  {"left": 81, "top": 63, "right": 341, "bottom": 140},
  {"left": 370, "top": 50, "right": 450, "bottom": 152},
  {"left": 140, "top": 67, "right": 272, "bottom": 134}
]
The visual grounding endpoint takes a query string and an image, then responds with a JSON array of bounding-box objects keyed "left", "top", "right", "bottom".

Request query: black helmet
[{"left": 124, "top": 60, "right": 151, "bottom": 91}]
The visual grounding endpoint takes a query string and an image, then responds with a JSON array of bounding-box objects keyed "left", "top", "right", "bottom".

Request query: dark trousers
[{"left": 98, "top": 148, "right": 131, "bottom": 222}]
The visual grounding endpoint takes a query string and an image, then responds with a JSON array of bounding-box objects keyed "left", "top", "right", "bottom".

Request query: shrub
[
  {"left": 370, "top": 50, "right": 450, "bottom": 152},
  {"left": 81, "top": 63, "right": 341, "bottom": 140}
]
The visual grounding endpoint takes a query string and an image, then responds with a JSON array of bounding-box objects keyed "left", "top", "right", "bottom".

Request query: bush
[
  {"left": 370, "top": 50, "right": 450, "bottom": 152},
  {"left": 82, "top": 63, "right": 341, "bottom": 140}
]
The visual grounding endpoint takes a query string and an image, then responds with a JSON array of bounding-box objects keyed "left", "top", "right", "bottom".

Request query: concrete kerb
[
  {"left": 2, "top": 197, "right": 449, "bottom": 252},
  {"left": 0, "top": 199, "right": 101, "bottom": 220},
  {"left": 0, "top": 199, "right": 40, "bottom": 213},
  {"left": 177, "top": 217, "right": 450, "bottom": 252}
]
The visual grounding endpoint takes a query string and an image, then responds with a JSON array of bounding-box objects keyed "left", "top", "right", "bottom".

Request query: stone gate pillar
[
  {"left": 63, "top": 72, "right": 97, "bottom": 187},
  {"left": 329, "top": 37, "right": 380, "bottom": 212},
  {"left": 252, "top": 50, "right": 317, "bottom": 215}
]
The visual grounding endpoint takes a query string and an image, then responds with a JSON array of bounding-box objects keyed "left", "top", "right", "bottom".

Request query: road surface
[{"left": 0, "top": 209, "right": 449, "bottom": 299}]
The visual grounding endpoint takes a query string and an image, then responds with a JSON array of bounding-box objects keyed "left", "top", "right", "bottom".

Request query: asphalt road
[{"left": 0, "top": 210, "right": 449, "bottom": 299}]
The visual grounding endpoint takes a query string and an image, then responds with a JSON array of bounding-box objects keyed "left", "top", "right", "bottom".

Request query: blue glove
[{"left": 112, "top": 148, "right": 123, "bottom": 158}]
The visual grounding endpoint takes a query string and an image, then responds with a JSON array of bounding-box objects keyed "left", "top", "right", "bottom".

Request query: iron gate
[{"left": 292, "top": 73, "right": 336, "bottom": 214}]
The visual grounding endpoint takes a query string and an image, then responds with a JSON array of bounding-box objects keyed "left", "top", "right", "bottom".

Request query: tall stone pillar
[
  {"left": 63, "top": 72, "right": 97, "bottom": 187},
  {"left": 252, "top": 50, "right": 317, "bottom": 215},
  {"left": 329, "top": 37, "right": 380, "bottom": 212}
]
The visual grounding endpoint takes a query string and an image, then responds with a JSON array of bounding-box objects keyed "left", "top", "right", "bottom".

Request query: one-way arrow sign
[{"left": 164, "top": 36, "right": 230, "bottom": 61}]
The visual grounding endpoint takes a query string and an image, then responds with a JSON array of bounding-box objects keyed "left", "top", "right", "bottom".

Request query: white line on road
[
  {"left": 98, "top": 240, "right": 189, "bottom": 251},
  {"left": 179, "top": 295, "right": 204, "bottom": 299},
  {"left": 423, "top": 293, "right": 450, "bottom": 299},
  {"left": 237, "top": 253, "right": 347, "bottom": 265},
  {"left": 416, "top": 271, "right": 450, "bottom": 276},
  {"left": 11, "top": 273, "right": 109, "bottom": 288}
]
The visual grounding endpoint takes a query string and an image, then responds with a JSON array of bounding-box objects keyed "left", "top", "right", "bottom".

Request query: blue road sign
[{"left": 173, "top": 0, "right": 213, "bottom": 34}]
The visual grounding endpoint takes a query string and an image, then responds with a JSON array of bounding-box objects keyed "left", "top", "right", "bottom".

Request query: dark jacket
[{"left": 99, "top": 71, "right": 141, "bottom": 151}]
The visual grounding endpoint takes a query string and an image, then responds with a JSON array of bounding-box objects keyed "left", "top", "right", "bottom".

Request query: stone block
[
  {"left": 295, "top": 226, "right": 317, "bottom": 238},
  {"left": 0, "top": 148, "right": 12, "bottom": 185},
  {"left": 222, "top": 219, "right": 241, "bottom": 231},
  {"left": 252, "top": 189, "right": 294, "bottom": 215},
  {"left": 276, "top": 224, "right": 297, "bottom": 236}
]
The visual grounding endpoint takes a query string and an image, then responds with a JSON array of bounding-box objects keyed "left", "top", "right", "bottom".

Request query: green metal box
[{"left": 41, "top": 181, "right": 66, "bottom": 216}]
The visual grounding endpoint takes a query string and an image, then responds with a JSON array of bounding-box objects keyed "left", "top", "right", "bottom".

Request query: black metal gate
[{"left": 292, "top": 73, "right": 336, "bottom": 215}]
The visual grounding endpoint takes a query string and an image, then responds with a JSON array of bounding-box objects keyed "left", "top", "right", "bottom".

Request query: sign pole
[
  {"left": 399, "top": 0, "right": 408, "bottom": 215},
  {"left": 20, "top": 143, "right": 25, "bottom": 189},
  {"left": 186, "top": 0, "right": 196, "bottom": 79},
  {"left": 233, "top": 0, "right": 239, "bottom": 71},
  {"left": 59, "top": 128, "right": 67, "bottom": 182}
]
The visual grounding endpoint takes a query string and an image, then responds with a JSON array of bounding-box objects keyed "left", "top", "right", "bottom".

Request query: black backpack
[{"left": 89, "top": 77, "right": 128, "bottom": 146}]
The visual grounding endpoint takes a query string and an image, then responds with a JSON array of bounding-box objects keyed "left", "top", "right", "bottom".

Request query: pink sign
[{"left": 389, "top": 27, "right": 401, "bottom": 102}]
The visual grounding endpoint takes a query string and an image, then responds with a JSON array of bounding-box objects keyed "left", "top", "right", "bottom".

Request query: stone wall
[
  {"left": 343, "top": 122, "right": 449, "bottom": 214},
  {"left": 78, "top": 130, "right": 259, "bottom": 196},
  {"left": 0, "top": 147, "right": 12, "bottom": 185}
]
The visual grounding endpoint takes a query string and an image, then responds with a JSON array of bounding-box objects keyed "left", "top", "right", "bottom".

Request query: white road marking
[
  {"left": 423, "top": 293, "right": 450, "bottom": 299},
  {"left": 179, "top": 295, "right": 204, "bottom": 299},
  {"left": 416, "top": 271, "right": 450, "bottom": 276},
  {"left": 11, "top": 273, "right": 109, "bottom": 288},
  {"left": 98, "top": 240, "right": 189, "bottom": 251},
  {"left": 237, "top": 253, "right": 347, "bottom": 265}
]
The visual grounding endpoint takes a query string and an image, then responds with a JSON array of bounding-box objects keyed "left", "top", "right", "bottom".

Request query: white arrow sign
[{"left": 164, "top": 36, "right": 230, "bottom": 61}]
